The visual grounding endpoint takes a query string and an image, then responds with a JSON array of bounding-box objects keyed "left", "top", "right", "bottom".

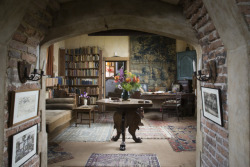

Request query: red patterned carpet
[
  {"left": 143, "top": 111, "right": 197, "bottom": 152},
  {"left": 164, "top": 125, "right": 196, "bottom": 152}
]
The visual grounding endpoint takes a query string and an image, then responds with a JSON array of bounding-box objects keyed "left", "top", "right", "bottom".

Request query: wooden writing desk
[{"left": 140, "top": 92, "right": 195, "bottom": 116}]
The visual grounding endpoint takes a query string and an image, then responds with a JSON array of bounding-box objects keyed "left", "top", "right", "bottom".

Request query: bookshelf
[{"left": 59, "top": 46, "right": 102, "bottom": 105}]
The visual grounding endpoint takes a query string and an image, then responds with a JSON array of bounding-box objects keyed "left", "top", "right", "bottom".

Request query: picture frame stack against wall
[
  {"left": 9, "top": 89, "right": 40, "bottom": 166},
  {"left": 201, "top": 87, "right": 223, "bottom": 126}
]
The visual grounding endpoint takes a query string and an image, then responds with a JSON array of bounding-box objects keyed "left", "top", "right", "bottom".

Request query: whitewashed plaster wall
[{"left": 64, "top": 34, "right": 130, "bottom": 58}]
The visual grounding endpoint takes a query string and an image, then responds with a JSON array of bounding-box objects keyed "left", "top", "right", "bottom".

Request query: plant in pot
[{"left": 114, "top": 67, "right": 141, "bottom": 100}]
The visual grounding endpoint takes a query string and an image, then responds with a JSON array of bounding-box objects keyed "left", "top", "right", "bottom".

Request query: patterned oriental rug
[
  {"left": 95, "top": 112, "right": 114, "bottom": 123},
  {"left": 48, "top": 142, "right": 74, "bottom": 164},
  {"left": 112, "top": 126, "right": 171, "bottom": 139},
  {"left": 144, "top": 116, "right": 196, "bottom": 127},
  {"left": 163, "top": 125, "right": 196, "bottom": 152},
  {"left": 52, "top": 123, "right": 114, "bottom": 142},
  {"left": 85, "top": 153, "right": 160, "bottom": 167}
]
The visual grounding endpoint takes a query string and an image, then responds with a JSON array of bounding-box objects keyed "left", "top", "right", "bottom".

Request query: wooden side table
[{"left": 73, "top": 105, "right": 95, "bottom": 127}]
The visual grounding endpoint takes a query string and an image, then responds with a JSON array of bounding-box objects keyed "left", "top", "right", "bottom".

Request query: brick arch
[
  {"left": 0, "top": 0, "right": 249, "bottom": 167},
  {"left": 181, "top": 0, "right": 250, "bottom": 166}
]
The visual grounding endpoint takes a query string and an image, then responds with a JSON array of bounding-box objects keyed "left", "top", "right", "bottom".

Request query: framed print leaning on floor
[
  {"left": 9, "top": 89, "right": 39, "bottom": 126},
  {"left": 201, "top": 87, "right": 223, "bottom": 126},
  {"left": 11, "top": 124, "right": 37, "bottom": 167}
]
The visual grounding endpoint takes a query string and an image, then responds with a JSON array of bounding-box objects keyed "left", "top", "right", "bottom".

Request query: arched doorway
[{"left": 1, "top": 0, "right": 249, "bottom": 166}]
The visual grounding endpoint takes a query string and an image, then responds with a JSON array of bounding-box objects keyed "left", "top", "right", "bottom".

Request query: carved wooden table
[{"left": 96, "top": 98, "right": 153, "bottom": 151}]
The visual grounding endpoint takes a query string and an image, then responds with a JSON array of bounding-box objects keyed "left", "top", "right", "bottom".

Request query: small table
[
  {"left": 97, "top": 98, "right": 153, "bottom": 151},
  {"left": 73, "top": 105, "right": 95, "bottom": 127}
]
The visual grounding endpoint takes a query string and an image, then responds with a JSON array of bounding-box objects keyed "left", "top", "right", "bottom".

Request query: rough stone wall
[
  {"left": 236, "top": 0, "right": 250, "bottom": 30},
  {"left": 180, "top": 0, "right": 229, "bottom": 166},
  {"left": 4, "top": 1, "right": 59, "bottom": 166}
]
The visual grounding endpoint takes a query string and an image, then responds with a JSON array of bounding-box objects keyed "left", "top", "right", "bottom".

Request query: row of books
[
  {"left": 69, "top": 87, "right": 99, "bottom": 95},
  {"left": 46, "top": 77, "right": 67, "bottom": 87},
  {"left": 65, "top": 69, "right": 99, "bottom": 77},
  {"left": 46, "top": 78, "right": 58, "bottom": 87},
  {"left": 57, "top": 76, "right": 67, "bottom": 85},
  {"left": 80, "top": 96, "right": 98, "bottom": 105},
  {"left": 46, "top": 89, "right": 54, "bottom": 99},
  {"left": 65, "top": 61, "right": 99, "bottom": 69},
  {"left": 66, "top": 79, "right": 98, "bottom": 85},
  {"left": 65, "top": 54, "right": 100, "bottom": 62},
  {"left": 65, "top": 46, "right": 101, "bottom": 55}
]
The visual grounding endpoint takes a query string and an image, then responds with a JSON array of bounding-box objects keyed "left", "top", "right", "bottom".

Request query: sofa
[{"left": 46, "top": 97, "right": 76, "bottom": 139}]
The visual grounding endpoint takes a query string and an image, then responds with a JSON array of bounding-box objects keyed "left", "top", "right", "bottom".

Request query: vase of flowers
[
  {"left": 121, "top": 89, "right": 130, "bottom": 100},
  {"left": 80, "top": 92, "right": 89, "bottom": 106},
  {"left": 114, "top": 67, "right": 141, "bottom": 100}
]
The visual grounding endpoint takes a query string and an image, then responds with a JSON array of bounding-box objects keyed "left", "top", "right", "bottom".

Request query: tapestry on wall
[{"left": 130, "top": 36, "right": 176, "bottom": 91}]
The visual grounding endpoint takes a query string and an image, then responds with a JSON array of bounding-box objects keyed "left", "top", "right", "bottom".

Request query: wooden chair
[{"left": 161, "top": 93, "right": 183, "bottom": 121}]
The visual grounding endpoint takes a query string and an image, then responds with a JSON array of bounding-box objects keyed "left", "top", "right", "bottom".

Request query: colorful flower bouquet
[{"left": 114, "top": 67, "right": 141, "bottom": 92}]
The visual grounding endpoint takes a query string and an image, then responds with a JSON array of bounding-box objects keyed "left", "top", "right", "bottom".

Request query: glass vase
[{"left": 121, "top": 90, "right": 130, "bottom": 100}]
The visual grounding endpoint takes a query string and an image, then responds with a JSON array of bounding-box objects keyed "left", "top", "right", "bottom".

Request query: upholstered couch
[{"left": 46, "top": 98, "right": 76, "bottom": 139}]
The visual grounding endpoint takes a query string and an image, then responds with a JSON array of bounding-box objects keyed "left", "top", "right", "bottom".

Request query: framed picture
[
  {"left": 201, "top": 87, "right": 223, "bottom": 126},
  {"left": 140, "top": 83, "right": 148, "bottom": 92},
  {"left": 11, "top": 124, "right": 37, "bottom": 167},
  {"left": 172, "top": 84, "right": 180, "bottom": 92},
  {"left": 10, "top": 89, "right": 39, "bottom": 126}
]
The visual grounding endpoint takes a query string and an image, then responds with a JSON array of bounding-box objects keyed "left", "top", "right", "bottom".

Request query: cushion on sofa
[
  {"left": 46, "top": 98, "right": 75, "bottom": 104},
  {"left": 46, "top": 98, "right": 75, "bottom": 110},
  {"left": 46, "top": 110, "right": 73, "bottom": 133},
  {"left": 46, "top": 104, "right": 75, "bottom": 110}
]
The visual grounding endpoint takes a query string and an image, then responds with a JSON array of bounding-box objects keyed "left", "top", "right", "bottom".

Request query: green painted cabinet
[{"left": 177, "top": 50, "right": 196, "bottom": 80}]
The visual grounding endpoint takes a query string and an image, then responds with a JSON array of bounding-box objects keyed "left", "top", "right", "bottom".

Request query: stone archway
[{"left": 0, "top": 0, "right": 249, "bottom": 166}]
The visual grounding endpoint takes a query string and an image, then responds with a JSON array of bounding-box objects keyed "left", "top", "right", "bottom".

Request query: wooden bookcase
[{"left": 59, "top": 47, "right": 102, "bottom": 104}]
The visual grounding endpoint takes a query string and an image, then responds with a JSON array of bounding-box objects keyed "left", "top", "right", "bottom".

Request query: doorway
[{"left": 103, "top": 57, "right": 129, "bottom": 98}]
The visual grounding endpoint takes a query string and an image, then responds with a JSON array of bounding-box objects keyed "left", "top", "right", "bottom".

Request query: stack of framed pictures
[{"left": 9, "top": 89, "right": 40, "bottom": 167}]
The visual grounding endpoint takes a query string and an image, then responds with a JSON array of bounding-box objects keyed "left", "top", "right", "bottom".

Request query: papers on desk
[
  {"left": 154, "top": 91, "right": 165, "bottom": 94},
  {"left": 142, "top": 92, "right": 153, "bottom": 95}
]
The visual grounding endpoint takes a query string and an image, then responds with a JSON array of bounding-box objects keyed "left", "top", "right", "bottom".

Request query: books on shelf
[
  {"left": 65, "top": 46, "right": 101, "bottom": 56},
  {"left": 80, "top": 96, "right": 97, "bottom": 105},
  {"left": 46, "top": 89, "right": 54, "bottom": 99},
  {"left": 65, "top": 54, "right": 100, "bottom": 62},
  {"left": 63, "top": 46, "right": 101, "bottom": 103},
  {"left": 65, "top": 69, "right": 98, "bottom": 77},
  {"left": 69, "top": 87, "right": 99, "bottom": 96},
  {"left": 46, "top": 77, "right": 67, "bottom": 87},
  {"left": 46, "top": 78, "right": 58, "bottom": 87},
  {"left": 66, "top": 78, "right": 98, "bottom": 85},
  {"left": 65, "top": 61, "right": 99, "bottom": 68}
]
